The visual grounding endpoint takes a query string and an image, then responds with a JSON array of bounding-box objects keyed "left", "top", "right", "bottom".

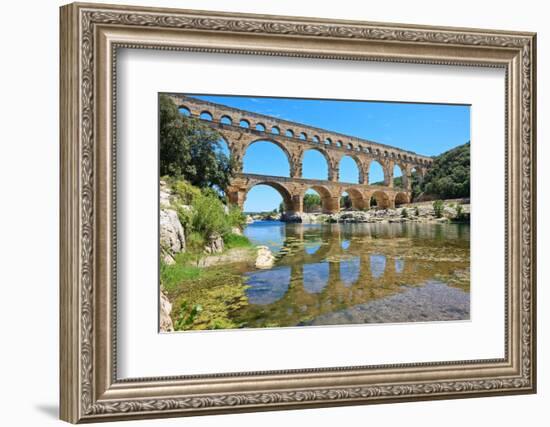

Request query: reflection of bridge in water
[{"left": 238, "top": 223, "right": 469, "bottom": 328}]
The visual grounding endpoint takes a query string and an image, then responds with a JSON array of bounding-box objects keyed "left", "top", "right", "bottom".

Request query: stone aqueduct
[{"left": 169, "top": 95, "right": 434, "bottom": 213}]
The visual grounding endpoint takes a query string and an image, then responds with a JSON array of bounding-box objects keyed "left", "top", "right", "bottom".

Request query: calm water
[{"left": 233, "top": 221, "right": 470, "bottom": 328}]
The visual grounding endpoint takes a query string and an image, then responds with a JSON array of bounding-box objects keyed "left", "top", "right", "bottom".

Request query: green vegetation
[
  {"left": 340, "top": 194, "right": 352, "bottom": 209},
  {"left": 415, "top": 206, "right": 420, "bottom": 216},
  {"left": 433, "top": 200, "right": 444, "bottom": 218},
  {"left": 159, "top": 94, "right": 235, "bottom": 189},
  {"left": 224, "top": 233, "right": 253, "bottom": 249},
  {"left": 401, "top": 208, "right": 408, "bottom": 218},
  {"left": 414, "top": 142, "right": 470, "bottom": 200},
  {"left": 304, "top": 193, "right": 322, "bottom": 212}
]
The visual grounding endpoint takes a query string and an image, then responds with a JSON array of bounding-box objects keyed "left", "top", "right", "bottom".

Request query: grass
[{"left": 224, "top": 233, "right": 253, "bottom": 249}]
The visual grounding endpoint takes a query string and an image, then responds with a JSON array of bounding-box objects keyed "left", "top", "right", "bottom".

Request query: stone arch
[
  {"left": 220, "top": 115, "right": 232, "bottom": 125},
  {"left": 303, "top": 185, "right": 338, "bottom": 214},
  {"left": 301, "top": 147, "right": 330, "bottom": 180},
  {"left": 395, "top": 192, "right": 409, "bottom": 207},
  {"left": 239, "top": 118, "right": 250, "bottom": 128},
  {"left": 271, "top": 126, "right": 280, "bottom": 135},
  {"left": 370, "top": 190, "right": 391, "bottom": 209},
  {"left": 245, "top": 182, "right": 296, "bottom": 213},
  {"left": 368, "top": 159, "right": 385, "bottom": 185},
  {"left": 178, "top": 106, "right": 191, "bottom": 117},
  {"left": 243, "top": 138, "right": 292, "bottom": 177},
  {"left": 299, "top": 132, "right": 307, "bottom": 140},
  {"left": 393, "top": 163, "right": 405, "bottom": 188},
  {"left": 285, "top": 129, "right": 295, "bottom": 138},
  {"left": 325, "top": 137, "right": 332, "bottom": 146},
  {"left": 255, "top": 122, "right": 266, "bottom": 132},
  {"left": 313, "top": 135, "right": 321, "bottom": 143},
  {"left": 338, "top": 155, "right": 361, "bottom": 184},
  {"left": 200, "top": 111, "right": 213, "bottom": 121},
  {"left": 342, "top": 187, "right": 367, "bottom": 210}
]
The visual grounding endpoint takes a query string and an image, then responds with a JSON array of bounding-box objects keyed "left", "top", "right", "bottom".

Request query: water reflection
[
  {"left": 370, "top": 254, "right": 386, "bottom": 279},
  {"left": 237, "top": 221, "right": 470, "bottom": 328}
]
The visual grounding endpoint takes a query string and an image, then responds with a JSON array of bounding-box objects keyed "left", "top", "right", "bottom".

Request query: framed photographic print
[{"left": 60, "top": 2, "right": 537, "bottom": 423}]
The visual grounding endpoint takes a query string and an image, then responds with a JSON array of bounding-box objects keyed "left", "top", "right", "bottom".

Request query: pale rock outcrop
[
  {"left": 160, "top": 209, "right": 186, "bottom": 253},
  {"left": 204, "top": 234, "right": 224, "bottom": 254},
  {"left": 160, "top": 180, "right": 172, "bottom": 208},
  {"left": 255, "top": 246, "right": 275, "bottom": 269},
  {"left": 159, "top": 288, "right": 174, "bottom": 332}
]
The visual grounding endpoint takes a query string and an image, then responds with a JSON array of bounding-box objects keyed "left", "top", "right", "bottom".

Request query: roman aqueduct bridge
[{"left": 169, "top": 95, "right": 434, "bottom": 213}]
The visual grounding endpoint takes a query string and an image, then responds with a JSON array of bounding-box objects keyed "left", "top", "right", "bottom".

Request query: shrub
[
  {"left": 433, "top": 200, "right": 444, "bottom": 218},
  {"left": 415, "top": 206, "right": 420, "bottom": 216},
  {"left": 190, "top": 190, "right": 230, "bottom": 238},
  {"left": 227, "top": 204, "right": 247, "bottom": 230},
  {"left": 401, "top": 208, "right": 408, "bottom": 218},
  {"left": 455, "top": 204, "right": 467, "bottom": 221},
  {"left": 172, "top": 180, "right": 201, "bottom": 205}
]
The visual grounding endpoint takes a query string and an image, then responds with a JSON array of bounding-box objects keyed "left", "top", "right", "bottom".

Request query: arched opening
[
  {"left": 346, "top": 143, "right": 353, "bottom": 150},
  {"left": 342, "top": 188, "right": 366, "bottom": 210},
  {"left": 239, "top": 119, "right": 250, "bottom": 128},
  {"left": 285, "top": 129, "right": 294, "bottom": 138},
  {"left": 312, "top": 135, "right": 320, "bottom": 143},
  {"left": 243, "top": 183, "right": 292, "bottom": 214},
  {"left": 199, "top": 111, "right": 213, "bottom": 121},
  {"left": 325, "top": 138, "right": 332, "bottom": 146},
  {"left": 220, "top": 115, "right": 232, "bottom": 125},
  {"left": 340, "top": 191, "right": 351, "bottom": 210},
  {"left": 243, "top": 140, "right": 290, "bottom": 177},
  {"left": 339, "top": 156, "right": 360, "bottom": 184},
  {"left": 303, "top": 188, "right": 323, "bottom": 213},
  {"left": 370, "top": 190, "right": 390, "bottom": 209},
  {"left": 299, "top": 132, "right": 307, "bottom": 140},
  {"left": 395, "top": 192, "right": 409, "bottom": 207},
  {"left": 216, "top": 136, "right": 231, "bottom": 159},
  {"left": 393, "top": 164, "right": 404, "bottom": 188},
  {"left": 304, "top": 186, "right": 333, "bottom": 214},
  {"left": 302, "top": 149, "right": 329, "bottom": 180},
  {"left": 178, "top": 106, "right": 191, "bottom": 117},
  {"left": 255, "top": 123, "right": 266, "bottom": 132},
  {"left": 271, "top": 126, "right": 280, "bottom": 135},
  {"left": 336, "top": 140, "right": 343, "bottom": 148},
  {"left": 368, "top": 160, "right": 385, "bottom": 185}
]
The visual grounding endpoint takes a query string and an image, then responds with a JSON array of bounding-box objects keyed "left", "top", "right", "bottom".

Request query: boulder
[
  {"left": 160, "top": 209, "right": 186, "bottom": 254},
  {"left": 159, "top": 289, "right": 174, "bottom": 332},
  {"left": 255, "top": 246, "right": 275, "bottom": 269},
  {"left": 204, "top": 233, "right": 224, "bottom": 254},
  {"left": 160, "top": 181, "right": 172, "bottom": 208}
]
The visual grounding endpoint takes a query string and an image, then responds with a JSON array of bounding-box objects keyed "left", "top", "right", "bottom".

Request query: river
[{"left": 232, "top": 220, "right": 470, "bottom": 328}]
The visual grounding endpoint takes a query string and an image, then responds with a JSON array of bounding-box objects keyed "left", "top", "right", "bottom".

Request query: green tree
[
  {"left": 416, "top": 142, "right": 470, "bottom": 200},
  {"left": 159, "top": 95, "right": 234, "bottom": 190},
  {"left": 303, "top": 193, "right": 322, "bottom": 212}
]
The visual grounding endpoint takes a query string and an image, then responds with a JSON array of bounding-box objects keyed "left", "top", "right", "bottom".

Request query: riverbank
[{"left": 249, "top": 201, "right": 470, "bottom": 225}]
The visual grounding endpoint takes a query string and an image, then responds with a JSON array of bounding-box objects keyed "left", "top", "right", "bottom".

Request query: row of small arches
[{"left": 178, "top": 105, "right": 430, "bottom": 165}]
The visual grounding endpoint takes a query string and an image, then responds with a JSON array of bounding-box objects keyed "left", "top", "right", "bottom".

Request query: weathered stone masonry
[{"left": 169, "top": 94, "right": 434, "bottom": 213}]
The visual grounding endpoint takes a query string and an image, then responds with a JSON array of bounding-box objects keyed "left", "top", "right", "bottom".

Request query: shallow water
[{"left": 234, "top": 221, "right": 470, "bottom": 328}]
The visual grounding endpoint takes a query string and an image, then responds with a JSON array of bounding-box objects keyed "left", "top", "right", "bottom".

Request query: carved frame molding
[{"left": 60, "top": 2, "right": 536, "bottom": 423}]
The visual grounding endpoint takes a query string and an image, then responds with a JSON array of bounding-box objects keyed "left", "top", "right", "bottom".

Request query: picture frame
[{"left": 59, "top": 2, "right": 536, "bottom": 423}]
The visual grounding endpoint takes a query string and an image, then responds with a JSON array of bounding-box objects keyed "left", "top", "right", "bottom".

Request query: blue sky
[{"left": 193, "top": 94, "right": 470, "bottom": 212}]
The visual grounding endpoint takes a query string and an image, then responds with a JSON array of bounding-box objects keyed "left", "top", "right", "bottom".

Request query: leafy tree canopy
[
  {"left": 414, "top": 142, "right": 470, "bottom": 200},
  {"left": 159, "top": 95, "right": 235, "bottom": 190}
]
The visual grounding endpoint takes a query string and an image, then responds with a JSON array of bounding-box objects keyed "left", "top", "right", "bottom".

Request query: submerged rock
[{"left": 255, "top": 246, "right": 275, "bottom": 269}]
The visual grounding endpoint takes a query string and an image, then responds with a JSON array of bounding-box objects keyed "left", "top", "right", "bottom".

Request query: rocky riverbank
[{"left": 276, "top": 202, "right": 470, "bottom": 224}]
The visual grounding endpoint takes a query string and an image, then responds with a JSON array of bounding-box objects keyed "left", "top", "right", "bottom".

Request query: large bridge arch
[
  {"left": 301, "top": 185, "right": 339, "bottom": 214},
  {"left": 242, "top": 138, "right": 293, "bottom": 177},
  {"left": 243, "top": 181, "right": 298, "bottom": 214}
]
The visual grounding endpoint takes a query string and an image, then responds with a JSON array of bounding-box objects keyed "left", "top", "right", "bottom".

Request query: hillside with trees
[{"left": 413, "top": 142, "right": 470, "bottom": 200}]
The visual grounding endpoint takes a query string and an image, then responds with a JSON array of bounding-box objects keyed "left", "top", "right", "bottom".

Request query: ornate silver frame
[{"left": 60, "top": 2, "right": 537, "bottom": 423}]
